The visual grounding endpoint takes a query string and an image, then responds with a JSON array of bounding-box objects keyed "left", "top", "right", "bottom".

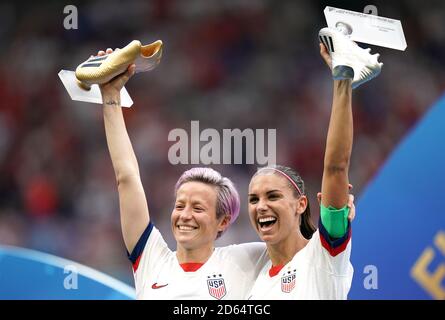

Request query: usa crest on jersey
[
  {"left": 207, "top": 274, "right": 226, "bottom": 299},
  {"left": 281, "top": 269, "right": 297, "bottom": 293}
]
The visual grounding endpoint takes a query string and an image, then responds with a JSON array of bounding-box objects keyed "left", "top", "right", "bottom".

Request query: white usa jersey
[
  {"left": 249, "top": 222, "right": 353, "bottom": 300},
  {"left": 128, "top": 222, "right": 269, "bottom": 300}
]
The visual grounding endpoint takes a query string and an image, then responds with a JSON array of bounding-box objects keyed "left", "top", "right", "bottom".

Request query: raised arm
[
  {"left": 99, "top": 49, "right": 150, "bottom": 253},
  {"left": 320, "top": 43, "right": 352, "bottom": 212}
]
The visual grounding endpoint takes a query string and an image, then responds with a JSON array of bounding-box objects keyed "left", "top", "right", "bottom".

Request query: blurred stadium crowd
[{"left": 0, "top": 0, "right": 444, "bottom": 284}]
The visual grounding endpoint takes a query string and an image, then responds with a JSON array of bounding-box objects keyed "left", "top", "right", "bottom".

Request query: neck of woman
[
  {"left": 267, "top": 232, "right": 309, "bottom": 267},
  {"left": 176, "top": 243, "right": 214, "bottom": 264}
]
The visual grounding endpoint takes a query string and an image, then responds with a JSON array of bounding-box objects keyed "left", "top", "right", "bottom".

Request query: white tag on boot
[{"left": 324, "top": 6, "right": 407, "bottom": 51}]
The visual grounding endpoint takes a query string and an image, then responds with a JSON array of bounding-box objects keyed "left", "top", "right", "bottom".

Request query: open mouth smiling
[
  {"left": 257, "top": 216, "right": 277, "bottom": 229},
  {"left": 177, "top": 225, "right": 198, "bottom": 231}
]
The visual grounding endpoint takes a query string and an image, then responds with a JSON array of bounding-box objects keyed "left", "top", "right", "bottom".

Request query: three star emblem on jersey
[
  {"left": 281, "top": 269, "right": 297, "bottom": 293},
  {"left": 207, "top": 274, "right": 226, "bottom": 300}
]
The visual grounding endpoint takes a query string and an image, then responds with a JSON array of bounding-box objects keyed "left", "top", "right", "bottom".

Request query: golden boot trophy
[{"left": 59, "top": 40, "right": 163, "bottom": 107}]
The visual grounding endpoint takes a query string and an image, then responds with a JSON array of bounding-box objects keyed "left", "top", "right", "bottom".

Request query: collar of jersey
[
  {"left": 268, "top": 264, "right": 284, "bottom": 277},
  {"left": 180, "top": 262, "right": 205, "bottom": 272}
]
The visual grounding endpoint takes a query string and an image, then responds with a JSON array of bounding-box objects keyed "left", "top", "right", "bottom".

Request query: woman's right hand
[
  {"left": 94, "top": 48, "right": 136, "bottom": 102},
  {"left": 99, "top": 47, "right": 150, "bottom": 254}
]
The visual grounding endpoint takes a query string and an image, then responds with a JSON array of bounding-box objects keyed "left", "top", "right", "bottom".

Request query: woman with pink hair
[{"left": 98, "top": 49, "right": 267, "bottom": 300}]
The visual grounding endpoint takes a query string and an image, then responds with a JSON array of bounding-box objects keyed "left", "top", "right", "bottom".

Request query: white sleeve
[
  {"left": 216, "top": 242, "right": 268, "bottom": 298},
  {"left": 306, "top": 222, "right": 353, "bottom": 276},
  {"left": 127, "top": 222, "right": 172, "bottom": 294},
  {"left": 223, "top": 242, "right": 268, "bottom": 277}
]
